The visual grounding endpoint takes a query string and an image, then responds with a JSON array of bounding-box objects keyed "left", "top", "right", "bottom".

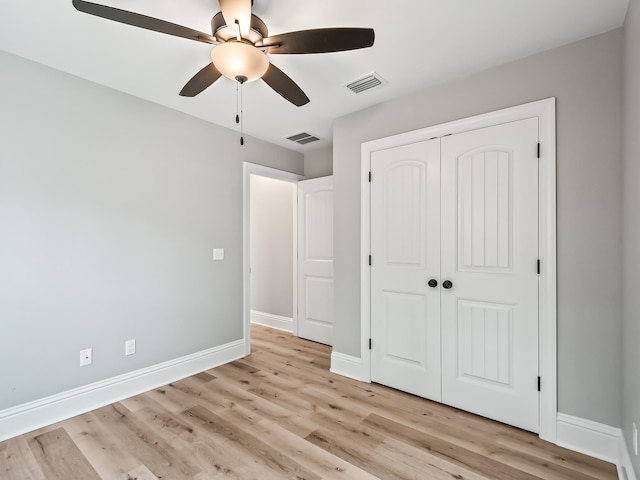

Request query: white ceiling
[{"left": 0, "top": 0, "right": 629, "bottom": 153}]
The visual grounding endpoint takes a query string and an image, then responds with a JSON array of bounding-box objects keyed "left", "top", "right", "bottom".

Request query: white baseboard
[
  {"left": 330, "top": 351, "right": 362, "bottom": 381},
  {"left": 251, "top": 310, "right": 294, "bottom": 333},
  {"left": 556, "top": 413, "right": 621, "bottom": 464},
  {"left": 0, "top": 339, "right": 245, "bottom": 442},
  {"left": 618, "top": 434, "right": 638, "bottom": 480}
]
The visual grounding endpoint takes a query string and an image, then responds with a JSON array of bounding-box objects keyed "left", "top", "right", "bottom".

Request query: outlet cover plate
[
  {"left": 213, "top": 248, "right": 225, "bottom": 260},
  {"left": 125, "top": 339, "right": 136, "bottom": 356},
  {"left": 80, "top": 348, "right": 92, "bottom": 367}
]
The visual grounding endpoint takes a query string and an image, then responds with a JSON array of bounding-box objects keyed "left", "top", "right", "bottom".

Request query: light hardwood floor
[{"left": 1, "top": 325, "right": 617, "bottom": 479}]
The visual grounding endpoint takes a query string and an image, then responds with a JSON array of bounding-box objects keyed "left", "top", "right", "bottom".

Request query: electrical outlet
[
  {"left": 633, "top": 422, "right": 638, "bottom": 456},
  {"left": 79, "top": 348, "right": 92, "bottom": 367},
  {"left": 213, "top": 248, "right": 224, "bottom": 260},
  {"left": 125, "top": 339, "right": 136, "bottom": 356}
]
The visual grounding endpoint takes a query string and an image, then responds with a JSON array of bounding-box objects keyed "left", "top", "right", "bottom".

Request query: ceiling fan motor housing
[{"left": 211, "top": 12, "right": 268, "bottom": 43}]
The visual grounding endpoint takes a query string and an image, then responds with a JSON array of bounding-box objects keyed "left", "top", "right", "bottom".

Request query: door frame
[
  {"left": 359, "top": 98, "right": 557, "bottom": 442},
  {"left": 243, "top": 162, "right": 303, "bottom": 356}
]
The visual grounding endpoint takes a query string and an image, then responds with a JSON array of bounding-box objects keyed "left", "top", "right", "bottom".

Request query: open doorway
[
  {"left": 250, "top": 175, "right": 297, "bottom": 331},
  {"left": 242, "top": 163, "right": 302, "bottom": 355}
]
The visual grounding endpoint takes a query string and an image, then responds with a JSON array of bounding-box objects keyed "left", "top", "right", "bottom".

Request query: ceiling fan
[{"left": 72, "top": 0, "right": 376, "bottom": 107}]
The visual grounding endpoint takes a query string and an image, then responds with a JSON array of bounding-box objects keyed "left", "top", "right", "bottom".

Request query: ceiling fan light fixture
[{"left": 210, "top": 41, "right": 269, "bottom": 82}]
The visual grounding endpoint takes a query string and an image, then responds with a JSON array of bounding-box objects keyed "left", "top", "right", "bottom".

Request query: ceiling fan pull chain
[
  {"left": 240, "top": 82, "right": 244, "bottom": 145},
  {"left": 235, "top": 81, "right": 240, "bottom": 125},
  {"left": 240, "top": 80, "right": 245, "bottom": 146},
  {"left": 235, "top": 75, "right": 247, "bottom": 146}
]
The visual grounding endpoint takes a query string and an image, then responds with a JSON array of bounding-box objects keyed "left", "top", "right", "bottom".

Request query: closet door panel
[
  {"left": 441, "top": 117, "right": 539, "bottom": 433},
  {"left": 370, "top": 139, "right": 441, "bottom": 401}
]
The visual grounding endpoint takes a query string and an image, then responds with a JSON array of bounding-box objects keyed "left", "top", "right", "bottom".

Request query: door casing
[{"left": 360, "top": 98, "right": 557, "bottom": 442}]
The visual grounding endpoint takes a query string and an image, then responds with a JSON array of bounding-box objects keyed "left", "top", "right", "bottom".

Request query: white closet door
[
  {"left": 297, "top": 176, "right": 334, "bottom": 345},
  {"left": 370, "top": 139, "right": 442, "bottom": 400},
  {"left": 440, "top": 117, "right": 539, "bottom": 432}
]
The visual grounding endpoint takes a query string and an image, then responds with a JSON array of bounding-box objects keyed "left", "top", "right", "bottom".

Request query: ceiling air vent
[
  {"left": 286, "top": 132, "right": 320, "bottom": 145},
  {"left": 346, "top": 72, "right": 387, "bottom": 94}
]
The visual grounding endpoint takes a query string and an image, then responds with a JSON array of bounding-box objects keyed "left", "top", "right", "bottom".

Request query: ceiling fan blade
[
  {"left": 257, "top": 28, "right": 375, "bottom": 54},
  {"left": 179, "top": 63, "right": 223, "bottom": 97},
  {"left": 262, "top": 63, "right": 309, "bottom": 107},
  {"left": 72, "top": 0, "right": 216, "bottom": 44},
  {"left": 219, "top": 0, "right": 252, "bottom": 36}
]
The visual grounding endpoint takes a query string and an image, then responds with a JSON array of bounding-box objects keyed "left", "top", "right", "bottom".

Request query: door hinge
[
  {"left": 537, "top": 259, "right": 541, "bottom": 275},
  {"left": 369, "top": 338, "right": 372, "bottom": 350},
  {"left": 369, "top": 255, "right": 372, "bottom": 266},
  {"left": 538, "top": 376, "right": 541, "bottom": 392},
  {"left": 537, "top": 143, "right": 541, "bottom": 159},
  {"left": 368, "top": 171, "right": 372, "bottom": 182}
]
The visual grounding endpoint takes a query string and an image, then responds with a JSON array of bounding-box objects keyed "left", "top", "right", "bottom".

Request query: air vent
[
  {"left": 286, "top": 132, "right": 320, "bottom": 145},
  {"left": 346, "top": 72, "right": 387, "bottom": 94}
]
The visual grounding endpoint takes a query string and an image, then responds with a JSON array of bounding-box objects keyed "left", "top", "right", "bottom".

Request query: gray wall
[
  {"left": 623, "top": 0, "right": 640, "bottom": 473},
  {"left": 250, "top": 175, "right": 294, "bottom": 318},
  {"left": 333, "top": 30, "right": 623, "bottom": 427},
  {"left": 304, "top": 147, "right": 333, "bottom": 179},
  {"left": 0, "top": 50, "right": 303, "bottom": 411}
]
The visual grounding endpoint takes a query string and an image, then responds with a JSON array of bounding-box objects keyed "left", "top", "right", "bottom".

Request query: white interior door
[
  {"left": 440, "top": 117, "right": 539, "bottom": 432},
  {"left": 370, "top": 139, "right": 442, "bottom": 400},
  {"left": 297, "top": 176, "right": 334, "bottom": 345}
]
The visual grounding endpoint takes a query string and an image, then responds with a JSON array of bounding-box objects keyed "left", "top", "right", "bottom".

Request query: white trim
[
  {"left": 330, "top": 352, "right": 363, "bottom": 381},
  {"left": 292, "top": 183, "right": 299, "bottom": 337},
  {"left": 537, "top": 98, "right": 558, "bottom": 442},
  {"left": 251, "top": 310, "right": 294, "bottom": 332},
  {"left": 619, "top": 435, "right": 638, "bottom": 480},
  {"left": 242, "top": 163, "right": 303, "bottom": 356},
  {"left": 0, "top": 339, "right": 245, "bottom": 442},
  {"left": 358, "top": 98, "right": 557, "bottom": 441},
  {"left": 556, "top": 413, "right": 621, "bottom": 464}
]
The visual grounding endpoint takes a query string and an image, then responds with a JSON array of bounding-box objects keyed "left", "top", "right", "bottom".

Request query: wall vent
[
  {"left": 286, "top": 132, "right": 320, "bottom": 145},
  {"left": 346, "top": 72, "right": 387, "bottom": 94}
]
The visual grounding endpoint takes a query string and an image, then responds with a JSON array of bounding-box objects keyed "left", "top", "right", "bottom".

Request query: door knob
[
  {"left": 428, "top": 279, "right": 438, "bottom": 288},
  {"left": 442, "top": 280, "right": 453, "bottom": 289}
]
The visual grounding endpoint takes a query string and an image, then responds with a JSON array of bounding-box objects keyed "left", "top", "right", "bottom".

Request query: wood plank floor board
[
  {"left": 92, "top": 402, "right": 202, "bottom": 479},
  {"left": 144, "top": 382, "right": 203, "bottom": 414},
  {"left": 122, "top": 397, "right": 255, "bottom": 479},
  {"left": 247, "top": 380, "right": 320, "bottom": 415},
  {"left": 375, "top": 437, "right": 489, "bottom": 480},
  {"left": 193, "top": 382, "right": 320, "bottom": 439},
  {"left": 208, "top": 362, "right": 270, "bottom": 390},
  {"left": 193, "top": 371, "right": 217, "bottom": 383},
  {"left": 125, "top": 464, "right": 160, "bottom": 480},
  {"left": 184, "top": 404, "right": 321, "bottom": 480},
  {"left": 0, "top": 324, "right": 617, "bottom": 479},
  {"left": 305, "top": 426, "right": 412, "bottom": 480},
  {"left": 63, "top": 411, "right": 143, "bottom": 480},
  {"left": 0, "top": 437, "right": 47, "bottom": 480},
  {"left": 250, "top": 417, "right": 380, "bottom": 480},
  {"left": 27, "top": 427, "right": 101, "bottom": 480},
  {"left": 252, "top": 375, "right": 372, "bottom": 428},
  {"left": 186, "top": 435, "right": 259, "bottom": 480},
  {"left": 244, "top": 347, "right": 331, "bottom": 380},
  {"left": 170, "top": 375, "right": 241, "bottom": 411}
]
